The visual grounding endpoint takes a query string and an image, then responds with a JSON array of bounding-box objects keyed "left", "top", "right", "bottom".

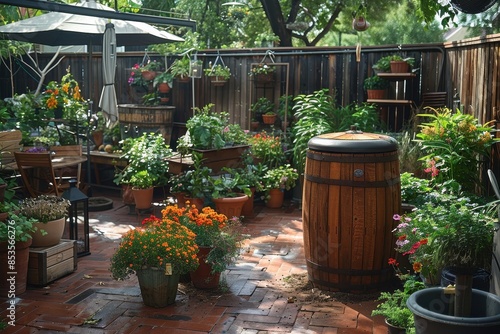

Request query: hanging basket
[{"left": 450, "top": 0, "right": 496, "bottom": 14}]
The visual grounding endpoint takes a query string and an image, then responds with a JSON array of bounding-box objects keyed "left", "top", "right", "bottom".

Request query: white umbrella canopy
[
  {"left": 99, "top": 22, "right": 117, "bottom": 127},
  {"left": 0, "top": 0, "right": 183, "bottom": 124},
  {"left": 0, "top": 0, "right": 184, "bottom": 46}
]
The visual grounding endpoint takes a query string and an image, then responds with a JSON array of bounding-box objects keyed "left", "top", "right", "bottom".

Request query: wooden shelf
[
  {"left": 377, "top": 73, "right": 416, "bottom": 80},
  {"left": 367, "top": 99, "right": 413, "bottom": 106}
]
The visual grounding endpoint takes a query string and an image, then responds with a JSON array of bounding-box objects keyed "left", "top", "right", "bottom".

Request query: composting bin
[{"left": 302, "top": 129, "right": 400, "bottom": 292}]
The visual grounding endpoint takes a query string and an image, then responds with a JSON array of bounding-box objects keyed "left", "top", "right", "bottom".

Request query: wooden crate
[{"left": 28, "top": 239, "right": 77, "bottom": 286}]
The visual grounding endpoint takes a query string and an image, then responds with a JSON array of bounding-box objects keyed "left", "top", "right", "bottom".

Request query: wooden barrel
[
  {"left": 118, "top": 104, "right": 175, "bottom": 145},
  {"left": 302, "top": 130, "right": 401, "bottom": 292}
]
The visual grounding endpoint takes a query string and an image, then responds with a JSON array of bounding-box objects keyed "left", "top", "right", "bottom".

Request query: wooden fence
[{"left": 1, "top": 34, "right": 500, "bottom": 167}]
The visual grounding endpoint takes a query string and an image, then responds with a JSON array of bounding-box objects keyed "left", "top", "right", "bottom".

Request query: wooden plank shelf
[
  {"left": 367, "top": 99, "right": 413, "bottom": 105},
  {"left": 377, "top": 73, "right": 416, "bottom": 80}
]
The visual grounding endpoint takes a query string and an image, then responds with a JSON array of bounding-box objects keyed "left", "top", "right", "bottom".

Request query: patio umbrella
[
  {"left": 0, "top": 0, "right": 183, "bottom": 122},
  {"left": 98, "top": 22, "right": 117, "bottom": 127}
]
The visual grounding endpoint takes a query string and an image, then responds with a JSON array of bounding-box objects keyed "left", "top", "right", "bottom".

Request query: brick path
[{"left": 1, "top": 191, "right": 388, "bottom": 333}]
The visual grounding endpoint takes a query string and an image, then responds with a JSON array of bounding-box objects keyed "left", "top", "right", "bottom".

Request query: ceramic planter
[
  {"left": 262, "top": 114, "right": 277, "bottom": 125},
  {"left": 407, "top": 287, "right": 500, "bottom": 334},
  {"left": 367, "top": 89, "right": 387, "bottom": 99},
  {"left": 30, "top": 217, "right": 65, "bottom": 248},
  {"left": 212, "top": 193, "right": 249, "bottom": 218},
  {"left": 390, "top": 61, "right": 410, "bottom": 73}
]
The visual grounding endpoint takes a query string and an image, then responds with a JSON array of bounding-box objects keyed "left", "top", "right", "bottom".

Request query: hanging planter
[{"left": 204, "top": 58, "right": 231, "bottom": 87}]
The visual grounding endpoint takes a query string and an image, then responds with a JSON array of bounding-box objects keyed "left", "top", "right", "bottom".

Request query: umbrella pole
[{"left": 86, "top": 100, "right": 93, "bottom": 198}]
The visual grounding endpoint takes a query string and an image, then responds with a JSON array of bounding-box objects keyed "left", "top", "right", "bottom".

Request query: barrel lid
[{"left": 308, "top": 129, "right": 398, "bottom": 153}]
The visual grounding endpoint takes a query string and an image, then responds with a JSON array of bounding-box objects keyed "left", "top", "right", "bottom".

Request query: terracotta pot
[
  {"left": 266, "top": 188, "right": 284, "bottom": 208},
  {"left": 241, "top": 187, "right": 256, "bottom": 217},
  {"left": 91, "top": 130, "right": 104, "bottom": 149},
  {"left": 367, "top": 89, "right": 387, "bottom": 99},
  {"left": 141, "top": 70, "right": 156, "bottom": 81},
  {"left": 0, "top": 239, "right": 32, "bottom": 297},
  {"left": 212, "top": 193, "right": 249, "bottom": 218},
  {"left": 173, "top": 192, "right": 188, "bottom": 208},
  {"left": 262, "top": 114, "right": 277, "bottom": 125},
  {"left": 184, "top": 197, "right": 205, "bottom": 211},
  {"left": 190, "top": 247, "right": 220, "bottom": 289},
  {"left": 132, "top": 187, "right": 154, "bottom": 210},
  {"left": 136, "top": 267, "right": 180, "bottom": 307},
  {"left": 251, "top": 121, "right": 260, "bottom": 131},
  {"left": 30, "top": 217, "right": 66, "bottom": 248},
  {"left": 122, "top": 184, "right": 135, "bottom": 205},
  {"left": 157, "top": 82, "right": 170, "bottom": 93},
  {"left": 390, "top": 60, "right": 409, "bottom": 73}
]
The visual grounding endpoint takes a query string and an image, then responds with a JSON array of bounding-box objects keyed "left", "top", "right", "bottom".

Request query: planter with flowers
[
  {"left": 262, "top": 164, "right": 298, "bottom": 208},
  {"left": 0, "top": 207, "right": 36, "bottom": 297},
  {"left": 18, "top": 195, "right": 71, "bottom": 247},
  {"left": 250, "top": 63, "right": 276, "bottom": 85},
  {"left": 110, "top": 212, "right": 199, "bottom": 307},
  {"left": 162, "top": 204, "right": 245, "bottom": 289},
  {"left": 39, "top": 67, "right": 86, "bottom": 121},
  {"left": 402, "top": 200, "right": 500, "bottom": 333},
  {"left": 248, "top": 131, "right": 286, "bottom": 169},
  {"left": 204, "top": 63, "right": 231, "bottom": 87}
]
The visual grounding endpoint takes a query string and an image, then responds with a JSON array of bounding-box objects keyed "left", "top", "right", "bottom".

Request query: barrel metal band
[
  {"left": 307, "top": 151, "right": 398, "bottom": 163},
  {"left": 307, "top": 259, "right": 392, "bottom": 276},
  {"left": 305, "top": 174, "right": 400, "bottom": 187}
]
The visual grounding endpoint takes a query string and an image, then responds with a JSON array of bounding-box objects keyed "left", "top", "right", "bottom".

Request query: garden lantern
[{"left": 62, "top": 179, "right": 90, "bottom": 257}]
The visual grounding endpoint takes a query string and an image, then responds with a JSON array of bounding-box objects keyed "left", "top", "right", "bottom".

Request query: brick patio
[{"left": 1, "top": 189, "right": 388, "bottom": 333}]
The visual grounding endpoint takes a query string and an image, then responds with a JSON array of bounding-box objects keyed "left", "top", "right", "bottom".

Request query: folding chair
[
  {"left": 51, "top": 145, "right": 83, "bottom": 190},
  {"left": 14, "top": 151, "right": 62, "bottom": 197}
]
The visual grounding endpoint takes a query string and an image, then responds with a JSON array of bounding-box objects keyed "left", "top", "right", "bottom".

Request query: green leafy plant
[
  {"left": 371, "top": 278, "right": 425, "bottom": 331},
  {"left": 292, "top": 89, "right": 382, "bottom": 174},
  {"left": 250, "top": 97, "right": 274, "bottom": 120},
  {"left": 18, "top": 195, "right": 70, "bottom": 224},
  {"left": 0, "top": 210, "right": 36, "bottom": 243},
  {"left": 165, "top": 204, "right": 246, "bottom": 273},
  {"left": 204, "top": 63, "right": 231, "bottom": 80},
  {"left": 363, "top": 75, "right": 389, "bottom": 90},
  {"left": 277, "top": 94, "right": 294, "bottom": 120},
  {"left": 169, "top": 152, "right": 213, "bottom": 199},
  {"left": 222, "top": 123, "right": 248, "bottom": 146},
  {"left": 169, "top": 55, "right": 191, "bottom": 80},
  {"left": 115, "top": 133, "right": 173, "bottom": 187},
  {"left": 141, "top": 60, "right": 163, "bottom": 72},
  {"left": 110, "top": 213, "right": 199, "bottom": 280},
  {"left": 182, "top": 104, "right": 228, "bottom": 150},
  {"left": 130, "top": 170, "right": 155, "bottom": 189},
  {"left": 263, "top": 164, "right": 298, "bottom": 191},
  {"left": 416, "top": 107, "right": 498, "bottom": 193},
  {"left": 209, "top": 167, "right": 252, "bottom": 199},
  {"left": 153, "top": 71, "right": 173, "bottom": 88}
]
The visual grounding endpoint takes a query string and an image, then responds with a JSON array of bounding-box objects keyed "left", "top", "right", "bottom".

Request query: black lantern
[{"left": 62, "top": 179, "right": 90, "bottom": 257}]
